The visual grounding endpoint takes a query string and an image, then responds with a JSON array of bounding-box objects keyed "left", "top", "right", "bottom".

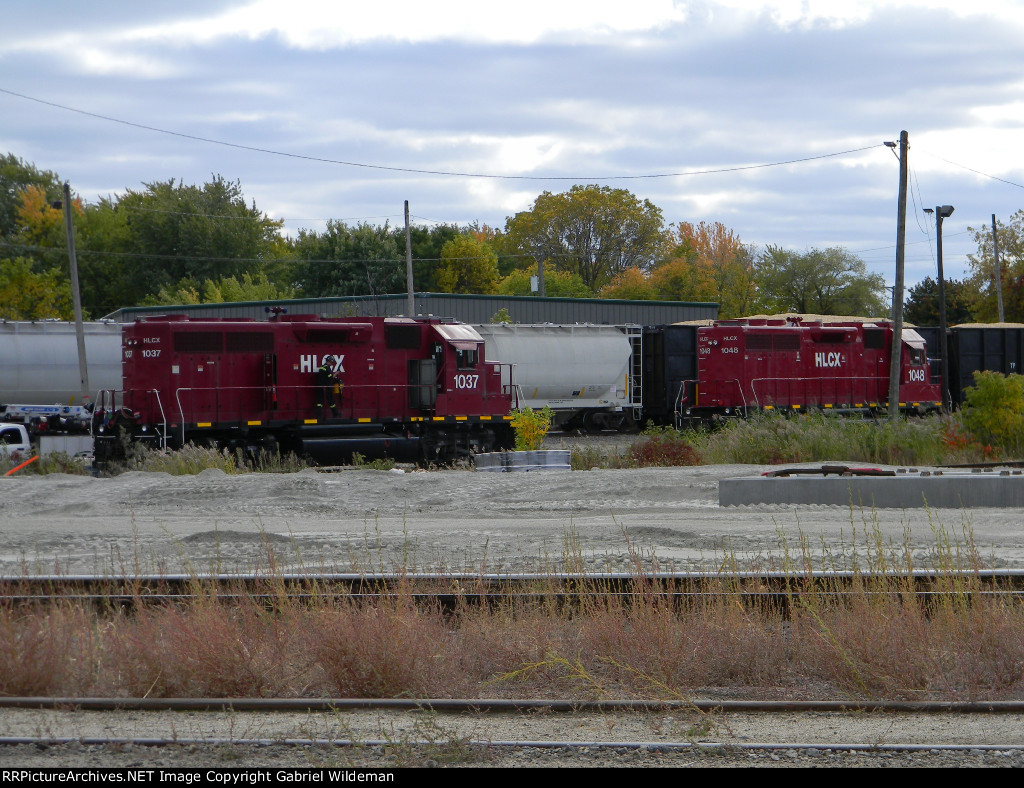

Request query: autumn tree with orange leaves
[{"left": 659, "top": 221, "right": 758, "bottom": 317}]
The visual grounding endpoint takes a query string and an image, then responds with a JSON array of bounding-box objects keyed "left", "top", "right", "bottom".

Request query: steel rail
[
  {"left": 3, "top": 697, "right": 1024, "bottom": 713},
  {"left": 0, "top": 735, "right": 1021, "bottom": 755},
  {"left": 4, "top": 569, "right": 1023, "bottom": 584}
]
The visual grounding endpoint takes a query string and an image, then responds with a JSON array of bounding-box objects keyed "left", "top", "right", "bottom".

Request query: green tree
[
  {"left": 402, "top": 223, "right": 461, "bottom": 292},
  {"left": 904, "top": 276, "right": 974, "bottom": 326},
  {"left": 117, "top": 176, "right": 284, "bottom": 302},
  {"left": 965, "top": 210, "right": 1024, "bottom": 322},
  {"left": 598, "top": 267, "right": 656, "bottom": 300},
  {"left": 0, "top": 153, "right": 62, "bottom": 239},
  {"left": 961, "top": 371, "right": 1024, "bottom": 455},
  {"left": 497, "top": 268, "right": 592, "bottom": 297},
  {"left": 503, "top": 185, "right": 665, "bottom": 292},
  {"left": 755, "top": 246, "right": 887, "bottom": 316},
  {"left": 293, "top": 221, "right": 403, "bottom": 298},
  {"left": 0, "top": 257, "right": 73, "bottom": 319},
  {"left": 435, "top": 234, "right": 499, "bottom": 294},
  {"left": 145, "top": 272, "right": 295, "bottom": 306},
  {"left": 76, "top": 196, "right": 133, "bottom": 315}
]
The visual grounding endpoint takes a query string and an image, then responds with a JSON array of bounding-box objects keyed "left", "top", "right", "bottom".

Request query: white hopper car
[
  {"left": 1, "top": 320, "right": 643, "bottom": 433},
  {"left": 0, "top": 320, "right": 122, "bottom": 405},
  {"left": 473, "top": 323, "right": 642, "bottom": 430}
]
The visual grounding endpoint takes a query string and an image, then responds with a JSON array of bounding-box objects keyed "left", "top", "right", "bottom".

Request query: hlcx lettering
[
  {"left": 814, "top": 352, "right": 843, "bottom": 368},
  {"left": 300, "top": 354, "right": 345, "bottom": 374}
]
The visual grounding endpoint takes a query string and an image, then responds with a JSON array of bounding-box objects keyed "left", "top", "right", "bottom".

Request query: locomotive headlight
[{"left": 141, "top": 424, "right": 149, "bottom": 433}]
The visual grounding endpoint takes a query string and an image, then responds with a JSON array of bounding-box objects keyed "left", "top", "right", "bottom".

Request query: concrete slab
[{"left": 720, "top": 470, "right": 1024, "bottom": 509}]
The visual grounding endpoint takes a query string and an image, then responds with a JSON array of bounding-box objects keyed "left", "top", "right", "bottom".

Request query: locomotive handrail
[
  {"left": 148, "top": 389, "right": 168, "bottom": 450},
  {"left": 727, "top": 379, "right": 747, "bottom": 413}
]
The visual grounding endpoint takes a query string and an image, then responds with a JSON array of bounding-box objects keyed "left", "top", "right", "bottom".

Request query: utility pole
[
  {"left": 992, "top": 214, "right": 1005, "bottom": 323},
  {"left": 404, "top": 200, "right": 415, "bottom": 316},
  {"left": 887, "top": 131, "right": 908, "bottom": 422},
  {"left": 59, "top": 182, "right": 90, "bottom": 403}
]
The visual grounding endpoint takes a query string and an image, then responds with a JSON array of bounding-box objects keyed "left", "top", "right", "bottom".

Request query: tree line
[{"left": 1, "top": 152, "right": 1017, "bottom": 323}]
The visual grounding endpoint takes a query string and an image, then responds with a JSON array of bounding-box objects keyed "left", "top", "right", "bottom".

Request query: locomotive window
[
  {"left": 386, "top": 324, "right": 422, "bottom": 349},
  {"left": 910, "top": 348, "right": 925, "bottom": 365},
  {"left": 226, "top": 332, "right": 274, "bottom": 353},
  {"left": 456, "top": 348, "right": 478, "bottom": 369},
  {"left": 863, "top": 329, "right": 884, "bottom": 349},
  {"left": 173, "top": 332, "right": 223, "bottom": 353}
]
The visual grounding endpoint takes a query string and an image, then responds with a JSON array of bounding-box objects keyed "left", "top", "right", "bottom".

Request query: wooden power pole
[
  {"left": 888, "top": 131, "right": 909, "bottom": 422},
  {"left": 61, "top": 182, "right": 90, "bottom": 402},
  {"left": 993, "top": 213, "right": 1005, "bottom": 323}
]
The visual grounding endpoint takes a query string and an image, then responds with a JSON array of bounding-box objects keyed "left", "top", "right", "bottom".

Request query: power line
[
  {"left": 123, "top": 206, "right": 277, "bottom": 222},
  {"left": 917, "top": 148, "right": 1024, "bottom": 190},
  {"left": 0, "top": 86, "right": 880, "bottom": 181}
]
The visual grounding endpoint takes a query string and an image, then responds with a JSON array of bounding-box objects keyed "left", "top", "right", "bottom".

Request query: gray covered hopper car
[
  {"left": 473, "top": 323, "right": 641, "bottom": 430},
  {"left": 0, "top": 321, "right": 122, "bottom": 405}
]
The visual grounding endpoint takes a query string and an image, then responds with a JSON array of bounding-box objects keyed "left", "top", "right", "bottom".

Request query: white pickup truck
[
  {"left": 0, "top": 423, "right": 32, "bottom": 459},
  {"left": 1, "top": 403, "right": 95, "bottom": 462}
]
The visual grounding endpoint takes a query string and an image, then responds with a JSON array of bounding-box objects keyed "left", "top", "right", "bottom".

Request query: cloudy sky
[{"left": 2, "top": 0, "right": 1023, "bottom": 291}]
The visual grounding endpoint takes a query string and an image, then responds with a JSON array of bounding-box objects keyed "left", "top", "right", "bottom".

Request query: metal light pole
[{"left": 924, "top": 205, "right": 954, "bottom": 412}]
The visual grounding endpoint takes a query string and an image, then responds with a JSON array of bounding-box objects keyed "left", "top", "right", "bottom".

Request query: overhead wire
[
  {"left": 916, "top": 148, "right": 1024, "bottom": 190},
  {"left": 0, "top": 86, "right": 880, "bottom": 182}
]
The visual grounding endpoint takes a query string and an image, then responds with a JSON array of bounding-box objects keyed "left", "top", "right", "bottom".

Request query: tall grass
[
  {"left": 118, "top": 444, "right": 310, "bottom": 476},
  {"left": 1, "top": 524, "right": 1021, "bottom": 702},
  {"left": 573, "top": 413, "right": 998, "bottom": 470},
  {"left": 0, "top": 452, "right": 90, "bottom": 476},
  {"left": 691, "top": 412, "right": 967, "bottom": 466}
]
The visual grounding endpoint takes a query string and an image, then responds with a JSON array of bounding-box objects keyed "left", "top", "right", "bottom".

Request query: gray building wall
[{"left": 105, "top": 293, "right": 718, "bottom": 326}]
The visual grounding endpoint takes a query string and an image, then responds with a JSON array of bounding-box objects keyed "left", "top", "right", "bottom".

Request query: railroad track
[
  {"left": 2, "top": 570, "right": 1023, "bottom": 608},
  {"left": 2, "top": 698, "right": 1023, "bottom": 768}
]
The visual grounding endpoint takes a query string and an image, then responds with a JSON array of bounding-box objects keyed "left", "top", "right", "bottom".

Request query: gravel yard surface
[{"left": 3, "top": 444, "right": 1024, "bottom": 768}]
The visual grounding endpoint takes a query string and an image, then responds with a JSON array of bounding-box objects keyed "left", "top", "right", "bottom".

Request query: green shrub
[
  {"left": 960, "top": 371, "right": 1024, "bottom": 457},
  {"left": 511, "top": 407, "right": 554, "bottom": 451}
]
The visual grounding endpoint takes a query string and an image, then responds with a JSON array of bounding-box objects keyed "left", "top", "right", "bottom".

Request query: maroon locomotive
[
  {"left": 94, "top": 313, "right": 515, "bottom": 465},
  {"left": 673, "top": 317, "right": 942, "bottom": 422}
]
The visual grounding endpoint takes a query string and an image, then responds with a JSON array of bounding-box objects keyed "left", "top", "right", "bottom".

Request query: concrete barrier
[
  {"left": 720, "top": 468, "right": 1024, "bottom": 508},
  {"left": 475, "top": 450, "right": 571, "bottom": 472}
]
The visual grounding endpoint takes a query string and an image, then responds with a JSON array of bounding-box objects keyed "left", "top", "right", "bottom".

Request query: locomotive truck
[{"left": 92, "top": 313, "right": 516, "bottom": 466}]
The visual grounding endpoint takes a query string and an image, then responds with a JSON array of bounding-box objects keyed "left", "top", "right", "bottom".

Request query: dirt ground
[
  {"left": 3, "top": 449, "right": 1024, "bottom": 767},
  {"left": 1, "top": 453, "right": 1021, "bottom": 576}
]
